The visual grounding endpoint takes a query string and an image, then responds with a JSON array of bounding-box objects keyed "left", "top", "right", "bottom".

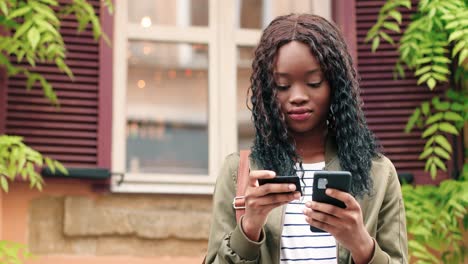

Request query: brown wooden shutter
[
  {"left": 2, "top": 0, "right": 112, "bottom": 168},
  {"left": 354, "top": 0, "right": 449, "bottom": 183}
]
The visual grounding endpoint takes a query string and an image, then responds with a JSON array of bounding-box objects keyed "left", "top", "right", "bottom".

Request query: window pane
[
  {"left": 126, "top": 41, "right": 209, "bottom": 175},
  {"left": 237, "top": 0, "right": 314, "bottom": 29},
  {"left": 237, "top": 46, "right": 255, "bottom": 150},
  {"left": 128, "top": 0, "right": 209, "bottom": 27}
]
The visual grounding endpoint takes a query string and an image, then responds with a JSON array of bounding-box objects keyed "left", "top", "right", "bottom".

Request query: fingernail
[
  {"left": 305, "top": 201, "right": 312, "bottom": 207},
  {"left": 289, "top": 184, "right": 296, "bottom": 191},
  {"left": 326, "top": 189, "right": 332, "bottom": 195},
  {"left": 294, "top": 192, "right": 301, "bottom": 199}
]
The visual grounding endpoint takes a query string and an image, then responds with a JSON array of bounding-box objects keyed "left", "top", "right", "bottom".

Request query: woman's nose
[{"left": 289, "top": 84, "right": 309, "bottom": 105}]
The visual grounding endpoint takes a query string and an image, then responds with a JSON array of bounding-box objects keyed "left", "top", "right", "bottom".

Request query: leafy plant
[
  {"left": 366, "top": 0, "right": 468, "bottom": 263},
  {"left": 0, "top": 240, "right": 32, "bottom": 264},
  {"left": 0, "top": 1, "right": 113, "bottom": 263},
  {"left": 405, "top": 90, "right": 467, "bottom": 179},
  {"left": 0, "top": 0, "right": 113, "bottom": 105},
  {"left": 0, "top": 135, "right": 67, "bottom": 192},
  {"left": 367, "top": 0, "right": 467, "bottom": 179},
  {"left": 402, "top": 177, "right": 467, "bottom": 263}
]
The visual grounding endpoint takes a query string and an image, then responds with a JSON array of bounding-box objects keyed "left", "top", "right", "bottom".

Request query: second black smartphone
[
  {"left": 258, "top": 176, "right": 302, "bottom": 196},
  {"left": 310, "top": 171, "right": 351, "bottom": 232}
]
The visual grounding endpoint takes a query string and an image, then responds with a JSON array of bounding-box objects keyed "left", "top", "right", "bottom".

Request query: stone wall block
[
  {"left": 129, "top": 210, "right": 211, "bottom": 240},
  {"left": 64, "top": 196, "right": 133, "bottom": 236}
]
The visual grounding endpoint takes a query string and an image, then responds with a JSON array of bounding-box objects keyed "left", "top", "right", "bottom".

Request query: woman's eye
[
  {"left": 307, "top": 82, "right": 322, "bottom": 88},
  {"left": 276, "top": 84, "right": 290, "bottom": 90}
]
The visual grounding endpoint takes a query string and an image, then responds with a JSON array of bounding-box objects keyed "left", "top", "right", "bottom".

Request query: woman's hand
[
  {"left": 303, "top": 189, "right": 374, "bottom": 264},
  {"left": 242, "top": 170, "right": 301, "bottom": 241}
]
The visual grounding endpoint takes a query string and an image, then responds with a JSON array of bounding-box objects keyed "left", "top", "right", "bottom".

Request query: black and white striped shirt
[{"left": 280, "top": 162, "right": 337, "bottom": 264}]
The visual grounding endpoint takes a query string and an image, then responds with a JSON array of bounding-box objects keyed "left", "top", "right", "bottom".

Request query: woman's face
[{"left": 274, "top": 41, "right": 331, "bottom": 135}]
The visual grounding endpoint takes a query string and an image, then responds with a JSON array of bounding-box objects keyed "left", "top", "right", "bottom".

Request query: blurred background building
[{"left": 0, "top": 0, "right": 458, "bottom": 263}]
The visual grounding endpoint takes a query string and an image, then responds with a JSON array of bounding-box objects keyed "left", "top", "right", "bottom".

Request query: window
[{"left": 112, "top": 0, "right": 331, "bottom": 194}]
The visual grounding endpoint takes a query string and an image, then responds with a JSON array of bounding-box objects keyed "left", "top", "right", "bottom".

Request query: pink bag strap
[{"left": 232, "top": 150, "right": 251, "bottom": 222}]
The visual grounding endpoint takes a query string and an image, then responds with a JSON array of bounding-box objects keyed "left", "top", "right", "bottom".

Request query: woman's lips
[{"left": 288, "top": 112, "right": 311, "bottom": 121}]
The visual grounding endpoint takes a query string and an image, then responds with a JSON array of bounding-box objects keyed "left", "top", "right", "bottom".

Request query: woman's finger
[
  {"left": 248, "top": 170, "right": 275, "bottom": 186},
  {"left": 256, "top": 182, "right": 298, "bottom": 196},
  {"left": 247, "top": 191, "right": 300, "bottom": 208},
  {"left": 325, "top": 188, "right": 358, "bottom": 209},
  {"left": 305, "top": 201, "right": 345, "bottom": 218}
]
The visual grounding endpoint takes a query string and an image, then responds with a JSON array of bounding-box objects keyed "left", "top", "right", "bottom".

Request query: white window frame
[{"left": 111, "top": 0, "right": 331, "bottom": 194}]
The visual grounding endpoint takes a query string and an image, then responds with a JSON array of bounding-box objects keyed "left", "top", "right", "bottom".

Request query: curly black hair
[{"left": 248, "top": 14, "right": 380, "bottom": 197}]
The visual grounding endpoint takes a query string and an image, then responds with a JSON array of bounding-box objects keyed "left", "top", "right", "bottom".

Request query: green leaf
[
  {"left": 405, "top": 108, "right": 420, "bottom": 133},
  {"left": 35, "top": 18, "right": 60, "bottom": 37},
  {"left": 394, "top": 62, "right": 405, "bottom": 79},
  {"left": 416, "top": 57, "right": 432, "bottom": 65},
  {"left": 26, "top": 73, "right": 38, "bottom": 90},
  {"left": 452, "top": 41, "right": 465, "bottom": 57},
  {"left": 379, "top": 31, "right": 394, "bottom": 45},
  {"left": 421, "top": 102, "right": 430, "bottom": 116},
  {"left": 422, "top": 124, "right": 438, "bottom": 138},
  {"left": 383, "top": 22, "right": 400, "bottom": 33},
  {"left": 27, "top": 26, "right": 40, "bottom": 50},
  {"left": 54, "top": 160, "right": 68, "bottom": 175},
  {"left": 444, "top": 111, "right": 464, "bottom": 122},
  {"left": 419, "top": 147, "right": 434, "bottom": 159},
  {"left": 39, "top": 0, "right": 59, "bottom": 5},
  {"left": 13, "top": 20, "right": 33, "bottom": 39},
  {"left": 438, "top": 122, "right": 459, "bottom": 135},
  {"left": 432, "top": 56, "right": 451, "bottom": 64},
  {"left": 415, "top": 65, "right": 432, "bottom": 76},
  {"left": 459, "top": 49, "right": 467, "bottom": 66},
  {"left": 448, "top": 30, "right": 463, "bottom": 42},
  {"left": 434, "top": 147, "right": 451, "bottom": 160},
  {"left": 427, "top": 78, "right": 436, "bottom": 90},
  {"left": 445, "top": 20, "right": 459, "bottom": 30},
  {"left": 7, "top": 5, "right": 32, "bottom": 19},
  {"left": 388, "top": 10, "right": 402, "bottom": 24},
  {"left": 55, "top": 58, "right": 74, "bottom": 79},
  {"left": 0, "top": 1, "right": 8, "bottom": 16},
  {"left": 372, "top": 36, "right": 380, "bottom": 52},
  {"left": 424, "top": 136, "right": 436, "bottom": 149},
  {"left": 434, "top": 135, "right": 452, "bottom": 153},
  {"left": 431, "top": 72, "right": 448, "bottom": 82},
  {"left": 417, "top": 73, "right": 432, "bottom": 85},
  {"left": 434, "top": 101, "right": 450, "bottom": 111},
  {"left": 45, "top": 157, "right": 55, "bottom": 174},
  {"left": 0, "top": 176, "right": 8, "bottom": 192},
  {"left": 433, "top": 156, "right": 447, "bottom": 171},
  {"left": 430, "top": 163, "right": 437, "bottom": 179},
  {"left": 425, "top": 112, "right": 444, "bottom": 125},
  {"left": 432, "top": 65, "right": 450, "bottom": 75},
  {"left": 450, "top": 103, "right": 464, "bottom": 112}
]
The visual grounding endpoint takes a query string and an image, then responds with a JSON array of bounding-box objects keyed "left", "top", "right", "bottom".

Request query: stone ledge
[
  {"left": 29, "top": 194, "right": 212, "bottom": 255},
  {"left": 63, "top": 196, "right": 211, "bottom": 239}
]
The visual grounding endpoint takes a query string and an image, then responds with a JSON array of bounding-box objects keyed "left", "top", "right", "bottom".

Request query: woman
[{"left": 206, "top": 14, "right": 408, "bottom": 264}]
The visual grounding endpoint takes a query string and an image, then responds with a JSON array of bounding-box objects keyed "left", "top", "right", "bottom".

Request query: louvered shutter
[
  {"left": 2, "top": 0, "right": 112, "bottom": 168},
  {"left": 355, "top": 0, "right": 450, "bottom": 183}
]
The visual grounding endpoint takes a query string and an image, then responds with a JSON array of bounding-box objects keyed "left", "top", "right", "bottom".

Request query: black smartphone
[
  {"left": 310, "top": 171, "right": 351, "bottom": 232},
  {"left": 258, "top": 176, "right": 302, "bottom": 196}
]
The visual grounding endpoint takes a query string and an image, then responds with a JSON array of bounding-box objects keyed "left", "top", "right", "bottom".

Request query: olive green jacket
[{"left": 206, "top": 141, "right": 408, "bottom": 264}]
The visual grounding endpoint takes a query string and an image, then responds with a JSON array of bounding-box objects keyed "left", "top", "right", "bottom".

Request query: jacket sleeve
[
  {"left": 368, "top": 159, "right": 408, "bottom": 264},
  {"left": 205, "top": 153, "right": 266, "bottom": 264}
]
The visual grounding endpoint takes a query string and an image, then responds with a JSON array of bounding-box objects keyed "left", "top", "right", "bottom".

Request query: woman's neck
[{"left": 291, "top": 126, "right": 327, "bottom": 163}]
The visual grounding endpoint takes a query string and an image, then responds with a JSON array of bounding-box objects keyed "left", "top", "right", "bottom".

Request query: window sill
[
  {"left": 110, "top": 173, "right": 215, "bottom": 195},
  {"left": 41, "top": 167, "right": 111, "bottom": 180}
]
